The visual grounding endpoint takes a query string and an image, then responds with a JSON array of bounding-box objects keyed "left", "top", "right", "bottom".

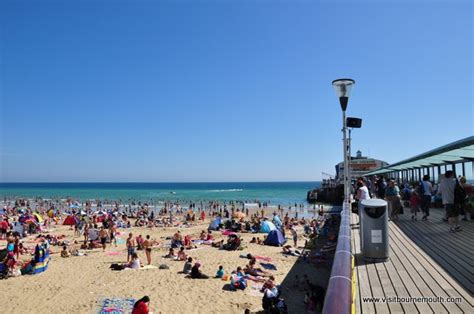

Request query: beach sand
[{"left": 0, "top": 213, "right": 331, "bottom": 314}]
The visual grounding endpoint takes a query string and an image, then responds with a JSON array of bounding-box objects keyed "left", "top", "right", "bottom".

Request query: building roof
[{"left": 365, "top": 136, "right": 474, "bottom": 176}]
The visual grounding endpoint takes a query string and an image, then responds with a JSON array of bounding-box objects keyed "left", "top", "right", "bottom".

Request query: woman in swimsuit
[{"left": 143, "top": 235, "right": 152, "bottom": 265}]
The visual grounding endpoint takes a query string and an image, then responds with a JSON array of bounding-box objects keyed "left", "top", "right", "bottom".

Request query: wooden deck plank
[
  {"left": 379, "top": 253, "right": 419, "bottom": 313},
  {"left": 386, "top": 231, "right": 436, "bottom": 313},
  {"left": 351, "top": 214, "right": 376, "bottom": 314},
  {"left": 374, "top": 261, "right": 405, "bottom": 313},
  {"left": 389, "top": 222, "right": 473, "bottom": 312},
  {"left": 394, "top": 219, "right": 474, "bottom": 294},
  {"left": 350, "top": 209, "right": 473, "bottom": 314},
  {"left": 398, "top": 218, "right": 473, "bottom": 272},
  {"left": 388, "top": 224, "right": 459, "bottom": 313},
  {"left": 365, "top": 261, "right": 391, "bottom": 313},
  {"left": 401, "top": 210, "right": 474, "bottom": 254},
  {"left": 398, "top": 215, "right": 473, "bottom": 259},
  {"left": 397, "top": 218, "right": 473, "bottom": 280}
]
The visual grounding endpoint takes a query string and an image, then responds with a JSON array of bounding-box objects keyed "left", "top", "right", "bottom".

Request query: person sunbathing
[
  {"left": 200, "top": 230, "right": 207, "bottom": 240},
  {"left": 282, "top": 245, "right": 301, "bottom": 256},
  {"left": 246, "top": 260, "right": 271, "bottom": 277},
  {"left": 165, "top": 248, "right": 176, "bottom": 258},
  {"left": 177, "top": 247, "right": 187, "bottom": 261},
  {"left": 126, "top": 253, "right": 142, "bottom": 269},
  {"left": 60, "top": 245, "right": 70, "bottom": 258}
]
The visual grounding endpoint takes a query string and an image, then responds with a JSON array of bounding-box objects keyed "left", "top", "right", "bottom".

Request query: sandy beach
[{"left": 0, "top": 210, "right": 332, "bottom": 314}]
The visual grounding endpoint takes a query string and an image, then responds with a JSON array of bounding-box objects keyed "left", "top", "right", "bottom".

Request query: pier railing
[{"left": 322, "top": 201, "right": 353, "bottom": 314}]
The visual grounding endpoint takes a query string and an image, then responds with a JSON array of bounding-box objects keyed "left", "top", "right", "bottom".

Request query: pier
[
  {"left": 351, "top": 207, "right": 473, "bottom": 313},
  {"left": 323, "top": 136, "right": 474, "bottom": 313}
]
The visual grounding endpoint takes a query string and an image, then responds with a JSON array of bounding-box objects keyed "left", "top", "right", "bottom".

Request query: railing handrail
[{"left": 322, "top": 201, "right": 352, "bottom": 314}]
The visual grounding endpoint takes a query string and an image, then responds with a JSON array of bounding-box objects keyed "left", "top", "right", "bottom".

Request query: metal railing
[{"left": 322, "top": 201, "right": 353, "bottom": 314}]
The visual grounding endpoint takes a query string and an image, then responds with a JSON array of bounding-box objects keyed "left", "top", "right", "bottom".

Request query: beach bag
[
  {"left": 110, "top": 263, "right": 125, "bottom": 271},
  {"left": 159, "top": 264, "right": 169, "bottom": 269}
]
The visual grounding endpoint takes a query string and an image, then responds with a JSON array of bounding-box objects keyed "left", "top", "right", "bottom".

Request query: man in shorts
[
  {"left": 126, "top": 232, "right": 136, "bottom": 262},
  {"left": 438, "top": 171, "right": 460, "bottom": 232}
]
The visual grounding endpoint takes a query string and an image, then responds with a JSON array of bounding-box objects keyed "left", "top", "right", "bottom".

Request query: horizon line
[{"left": 0, "top": 180, "right": 322, "bottom": 184}]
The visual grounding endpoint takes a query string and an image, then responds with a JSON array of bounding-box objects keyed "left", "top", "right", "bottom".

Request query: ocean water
[{"left": 0, "top": 182, "right": 321, "bottom": 206}]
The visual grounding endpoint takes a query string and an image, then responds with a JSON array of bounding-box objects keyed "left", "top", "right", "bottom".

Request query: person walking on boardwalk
[
  {"left": 386, "top": 180, "right": 401, "bottom": 220},
  {"left": 459, "top": 176, "right": 472, "bottom": 221},
  {"left": 420, "top": 175, "right": 434, "bottom": 221},
  {"left": 437, "top": 171, "right": 461, "bottom": 232}
]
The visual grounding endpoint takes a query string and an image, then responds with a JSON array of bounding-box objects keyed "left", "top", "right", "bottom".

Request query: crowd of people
[
  {"left": 353, "top": 171, "right": 472, "bottom": 232},
  {"left": 0, "top": 196, "right": 334, "bottom": 313}
]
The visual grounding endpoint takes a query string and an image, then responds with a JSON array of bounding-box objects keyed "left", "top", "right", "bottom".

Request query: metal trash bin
[{"left": 359, "top": 199, "right": 389, "bottom": 261}]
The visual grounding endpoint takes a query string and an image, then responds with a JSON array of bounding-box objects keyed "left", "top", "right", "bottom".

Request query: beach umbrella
[{"left": 33, "top": 213, "right": 43, "bottom": 223}]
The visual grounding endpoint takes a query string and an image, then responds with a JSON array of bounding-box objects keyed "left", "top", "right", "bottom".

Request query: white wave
[{"left": 207, "top": 189, "right": 244, "bottom": 192}]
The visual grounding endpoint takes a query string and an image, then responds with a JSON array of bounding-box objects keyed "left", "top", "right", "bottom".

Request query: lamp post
[{"left": 332, "top": 78, "right": 355, "bottom": 203}]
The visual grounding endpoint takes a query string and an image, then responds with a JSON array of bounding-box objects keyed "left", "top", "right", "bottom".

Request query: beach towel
[
  {"left": 116, "top": 239, "right": 125, "bottom": 245},
  {"left": 260, "top": 263, "right": 277, "bottom": 271},
  {"left": 186, "top": 247, "right": 204, "bottom": 252},
  {"left": 254, "top": 255, "right": 272, "bottom": 262},
  {"left": 140, "top": 265, "right": 158, "bottom": 270},
  {"left": 247, "top": 283, "right": 264, "bottom": 297},
  {"left": 222, "top": 230, "right": 235, "bottom": 236},
  {"left": 105, "top": 251, "right": 122, "bottom": 256},
  {"left": 97, "top": 297, "right": 135, "bottom": 314}
]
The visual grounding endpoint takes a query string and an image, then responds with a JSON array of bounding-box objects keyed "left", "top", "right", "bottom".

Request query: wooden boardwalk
[{"left": 351, "top": 207, "right": 474, "bottom": 313}]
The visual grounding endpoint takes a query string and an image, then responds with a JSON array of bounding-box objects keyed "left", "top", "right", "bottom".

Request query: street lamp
[{"left": 332, "top": 78, "right": 355, "bottom": 203}]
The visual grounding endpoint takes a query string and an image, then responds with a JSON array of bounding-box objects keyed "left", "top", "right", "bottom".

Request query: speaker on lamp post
[{"left": 347, "top": 117, "right": 362, "bottom": 128}]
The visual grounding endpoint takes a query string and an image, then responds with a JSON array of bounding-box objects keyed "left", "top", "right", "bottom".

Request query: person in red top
[
  {"left": 200, "top": 210, "right": 206, "bottom": 221},
  {"left": 0, "top": 219, "right": 9, "bottom": 239},
  {"left": 132, "top": 296, "right": 150, "bottom": 314}
]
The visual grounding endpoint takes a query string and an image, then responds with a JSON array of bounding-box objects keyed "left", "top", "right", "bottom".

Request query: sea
[{"left": 0, "top": 182, "right": 321, "bottom": 206}]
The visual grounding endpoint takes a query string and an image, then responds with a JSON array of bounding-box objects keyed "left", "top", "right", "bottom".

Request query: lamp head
[{"left": 332, "top": 78, "right": 355, "bottom": 111}]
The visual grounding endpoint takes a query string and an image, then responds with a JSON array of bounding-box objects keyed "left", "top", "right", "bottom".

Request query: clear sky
[{"left": 0, "top": 0, "right": 472, "bottom": 182}]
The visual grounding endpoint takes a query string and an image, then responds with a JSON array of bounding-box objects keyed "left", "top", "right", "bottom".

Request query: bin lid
[{"left": 361, "top": 199, "right": 387, "bottom": 207}]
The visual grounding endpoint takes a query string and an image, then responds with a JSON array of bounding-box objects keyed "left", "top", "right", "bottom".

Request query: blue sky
[{"left": 0, "top": 0, "right": 472, "bottom": 182}]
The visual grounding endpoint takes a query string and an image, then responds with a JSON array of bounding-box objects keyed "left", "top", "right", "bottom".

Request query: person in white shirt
[
  {"left": 420, "top": 175, "right": 434, "bottom": 220},
  {"left": 437, "top": 171, "right": 460, "bottom": 232},
  {"left": 356, "top": 181, "right": 371, "bottom": 201}
]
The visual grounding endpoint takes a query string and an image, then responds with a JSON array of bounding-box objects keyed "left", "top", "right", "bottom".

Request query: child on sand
[
  {"left": 215, "top": 265, "right": 224, "bottom": 278},
  {"left": 177, "top": 247, "right": 187, "bottom": 261},
  {"left": 165, "top": 248, "right": 176, "bottom": 258},
  {"left": 183, "top": 257, "right": 193, "bottom": 274},
  {"left": 61, "top": 245, "right": 70, "bottom": 258}
]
